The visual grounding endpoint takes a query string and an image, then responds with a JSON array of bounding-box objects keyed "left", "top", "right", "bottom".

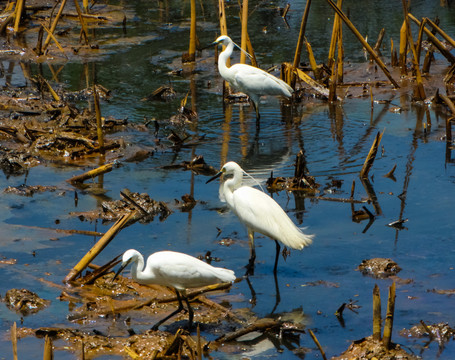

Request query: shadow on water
[{"left": 1, "top": 0, "right": 455, "bottom": 358}]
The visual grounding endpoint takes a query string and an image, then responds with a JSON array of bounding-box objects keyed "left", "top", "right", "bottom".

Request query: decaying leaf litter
[{"left": 1, "top": 0, "right": 455, "bottom": 358}]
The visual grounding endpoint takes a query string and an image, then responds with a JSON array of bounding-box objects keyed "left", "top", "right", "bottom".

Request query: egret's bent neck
[
  {"left": 218, "top": 42, "right": 234, "bottom": 79},
  {"left": 131, "top": 255, "right": 146, "bottom": 282}
]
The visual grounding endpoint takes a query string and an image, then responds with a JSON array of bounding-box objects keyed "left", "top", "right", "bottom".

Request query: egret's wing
[
  {"left": 232, "top": 186, "right": 312, "bottom": 249},
  {"left": 231, "top": 64, "right": 292, "bottom": 97},
  {"left": 232, "top": 186, "right": 287, "bottom": 238},
  {"left": 153, "top": 252, "right": 234, "bottom": 290}
]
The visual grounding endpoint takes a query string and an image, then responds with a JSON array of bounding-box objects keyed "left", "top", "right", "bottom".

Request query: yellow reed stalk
[
  {"left": 399, "top": 20, "right": 407, "bottom": 74},
  {"left": 43, "top": 0, "right": 68, "bottom": 51},
  {"left": 382, "top": 282, "right": 396, "bottom": 349},
  {"left": 373, "top": 284, "right": 381, "bottom": 341},
  {"left": 402, "top": 1, "right": 425, "bottom": 100},
  {"left": 13, "top": 0, "right": 24, "bottom": 33},
  {"left": 240, "top": 0, "right": 248, "bottom": 64},
  {"left": 63, "top": 211, "right": 136, "bottom": 283},
  {"left": 292, "top": 0, "right": 312, "bottom": 70},
  {"left": 188, "top": 0, "right": 196, "bottom": 61},
  {"left": 326, "top": 0, "right": 399, "bottom": 88},
  {"left": 328, "top": 0, "right": 342, "bottom": 70},
  {"left": 74, "top": 0, "right": 89, "bottom": 44},
  {"left": 305, "top": 39, "right": 320, "bottom": 79}
]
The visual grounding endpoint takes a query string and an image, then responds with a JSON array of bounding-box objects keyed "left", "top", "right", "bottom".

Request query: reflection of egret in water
[
  {"left": 235, "top": 308, "right": 309, "bottom": 357},
  {"left": 114, "top": 249, "right": 236, "bottom": 329},
  {"left": 207, "top": 161, "right": 314, "bottom": 275}
]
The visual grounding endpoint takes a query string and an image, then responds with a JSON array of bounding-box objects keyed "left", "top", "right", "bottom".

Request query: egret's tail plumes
[{"left": 213, "top": 268, "right": 236, "bottom": 283}]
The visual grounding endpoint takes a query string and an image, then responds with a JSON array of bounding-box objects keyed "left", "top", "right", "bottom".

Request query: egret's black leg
[
  {"left": 246, "top": 231, "right": 256, "bottom": 276},
  {"left": 245, "top": 275, "right": 257, "bottom": 307},
  {"left": 151, "top": 290, "right": 185, "bottom": 330},
  {"left": 182, "top": 295, "right": 194, "bottom": 329},
  {"left": 273, "top": 240, "right": 281, "bottom": 275}
]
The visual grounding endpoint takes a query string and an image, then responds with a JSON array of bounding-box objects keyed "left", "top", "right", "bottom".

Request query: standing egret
[
  {"left": 114, "top": 249, "right": 236, "bottom": 329},
  {"left": 207, "top": 161, "right": 314, "bottom": 274},
  {"left": 211, "top": 35, "right": 293, "bottom": 122}
]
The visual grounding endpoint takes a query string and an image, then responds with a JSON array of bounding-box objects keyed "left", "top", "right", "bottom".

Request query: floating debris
[
  {"left": 3, "top": 289, "right": 50, "bottom": 315},
  {"left": 357, "top": 258, "right": 401, "bottom": 278}
]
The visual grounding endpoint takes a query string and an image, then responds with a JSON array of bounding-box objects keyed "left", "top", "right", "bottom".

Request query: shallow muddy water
[{"left": 1, "top": 0, "right": 455, "bottom": 358}]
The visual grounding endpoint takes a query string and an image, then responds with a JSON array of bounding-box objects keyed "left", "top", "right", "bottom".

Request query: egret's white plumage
[
  {"left": 114, "top": 249, "right": 235, "bottom": 329},
  {"left": 212, "top": 35, "right": 293, "bottom": 120},
  {"left": 207, "top": 161, "right": 313, "bottom": 273}
]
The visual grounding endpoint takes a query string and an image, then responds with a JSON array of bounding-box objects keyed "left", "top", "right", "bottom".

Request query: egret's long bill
[
  {"left": 113, "top": 257, "right": 133, "bottom": 281},
  {"left": 206, "top": 170, "right": 223, "bottom": 184}
]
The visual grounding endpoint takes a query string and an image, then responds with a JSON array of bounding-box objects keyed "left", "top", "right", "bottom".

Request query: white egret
[
  {"left": 114, "top": 249, "right": 236, "bottom": 329},
  {"left": 211, "top": 35, "right": 293, "bottom": 121},
  {"left": 207, "top": 161, "right": 314, "bottom": 274}
]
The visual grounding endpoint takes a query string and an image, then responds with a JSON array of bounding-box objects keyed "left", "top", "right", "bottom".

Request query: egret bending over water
[
  {"left": 212, "top": 35, "right": 293, "bottom": 121},
  {"left": 207, "top": 161, "right": 314, "bottom": 274},
  {"left": 114, "top": 249, "right": 236, "bottom": 329}
]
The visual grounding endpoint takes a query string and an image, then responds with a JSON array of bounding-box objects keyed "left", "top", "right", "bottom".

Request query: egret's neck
[
  {"left": 222, "top": 170, "right": 243, "bottom": 207},
  {"left": 131, "top": 254, "right": 146, "bottom": 282},
  {"left": 218, "top": 42, "right": 234, "bottom": 80}
]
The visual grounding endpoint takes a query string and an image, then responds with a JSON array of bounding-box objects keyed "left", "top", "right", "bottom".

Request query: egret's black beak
[
  {"left": 113, "top": 258, "right": 133, "bottom": 282},
  {"left": 200, "top": 40, "right": 219, "bottom": 51},
  {"left": 206, "top": 171, "right": 222, "bottom": 184}
]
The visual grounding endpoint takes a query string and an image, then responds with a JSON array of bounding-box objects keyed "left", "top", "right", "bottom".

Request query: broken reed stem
[
  {"left": 326, "top": 0, "right": 399, "bottom": 88},
  {"left": 408, "top": 13, "right": 455, "bottom": 64},
  {"left": 189, "top": 0, "right": 197, "bottom": 60},
  {"left": 399, "top": 20, "right": 408, "bottom": 74},
  {"left": 327, "top": 0, "right": 342, "bottom": 70},
  {"left": 373, "top": 28, "right": 385, "bottom": 54},
  {"left": 424, "top": 16, "right": 455, "bottom": 49},
  {"left": 197, "top": 325, "right": 202, "bottom": 360},
  {"left": 305, "top": 39, "right": 320, "bottom": 80},
  {"left": 240, "top": 0, "right": 248, "bottom": 64},
  {"left": 402, "top": 1, "right": 426, "bottom": 100},
  {"left": 67, "top": 162, "right": 114, "bottom": 184},
  {"left": 13, "top": 0, "right": 25, "bottom": 33},
  {"left": 40, "top": 22, "right": 67, "bottom": 56},
  {"left": 373, "top": 284, "right": 382, "bottom": 341},
  {"left": 11, "top": 322, "right": 18, "bottom": 360},
  {"left": 382, "top": 282, "right": 396, "bottom": 350},
  {"left": 308, "top": 329, "right": 327, "bottom": 360},
  {"left": 43, "top": 335, "right": 53, "bottom": 360},
  {"left": 63, "top": 210, "right": 136, "bottom": 283},
  {"left": 360, "top": 130, "right": 384, "bottom": 179},
  {"left": 74, "top": 0, "right": 89, "bottom": 44},
  {"left": 292, "top": 0, "right": 312, "bottom": 73},
  {"left": 336, "top": 15, "right": 344, "bottom": 83},
  {"left": 43, "top": 0, "right": 68, "bottom": 51}
]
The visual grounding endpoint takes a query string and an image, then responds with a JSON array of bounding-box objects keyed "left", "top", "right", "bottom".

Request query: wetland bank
[{"left": 1, "top": 0, "right": 455, "bottom": 359}]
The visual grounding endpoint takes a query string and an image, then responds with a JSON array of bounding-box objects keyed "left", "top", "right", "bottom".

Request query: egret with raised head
[
  {"left": 207, "top": 161, "right": 314, "bottom": 274},
  {"left": 211, "top": 35, "right": 293, "bottom": 121},
  {"left": 114, "top": 249, "right": 236, "bottom": 329}
]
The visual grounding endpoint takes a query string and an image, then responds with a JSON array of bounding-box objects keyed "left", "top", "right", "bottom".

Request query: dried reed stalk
[
  {"left": 382, "top": 282, "right": 396, "bottom": 349},
  {"left": 63, "top": 210, "right": 136, "bottom": 283},
  {"left": 402, "top": 1, "right": 426, "bottom": 100},
  {"left": 399, "top": 20, "right": 408, "bottom": 74},
  {"left": 373, "top": 284, "right": 381, "bottom": 341},
  {"left": 13, "top": 0, "right": 25, "bottom": 33},
  {"left": 240, "top": 0, "right": 248, "bottom": 64},
  {"left": 327, "top": 0, "right": 342, "bottom": 70},
  {"left": 360, "top": 131, "right": 383, "bottom": 179},
  {"left": 43, "top": 0, "right": 68, "bottom": 51},
  {"left": 43, "top": 335, "right": 53, "bottom": 360},
  {"left": 326, "top": 0, "right": 399, "bottom": 88},
  {"left": 292, "top": 0, "right": 312, "bottom": 84},
  {"left": 67, "top": 162, "right": 114, "bottom": 184},
  {"left": 305, "top": 39, "right": 320, "bottom": 80},
  {"left": 11, "top": 322, "right": 17, "bottom": 360},
  {"left": 408, "top": 14, "right": 455, "bottom": 64},
  {"left": 74, "top": 0, "right": 89, "bottom": 44}
]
